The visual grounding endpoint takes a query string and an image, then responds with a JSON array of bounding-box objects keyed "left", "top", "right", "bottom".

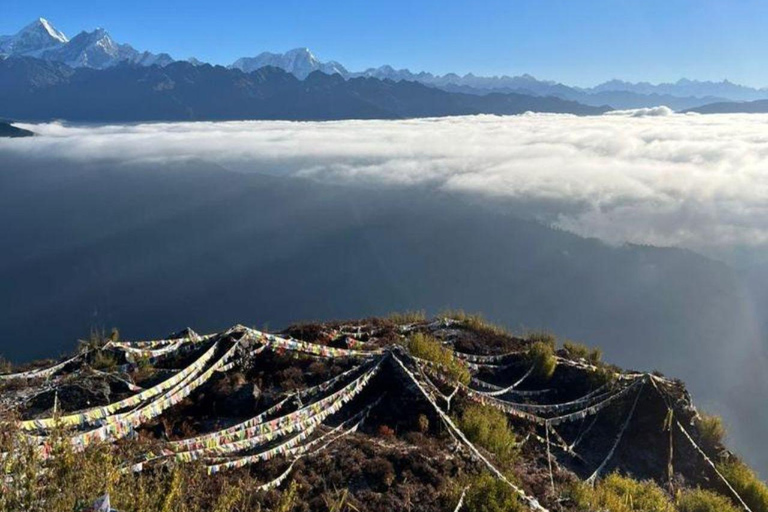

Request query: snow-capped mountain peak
[
  {"left": 0, "top": 17, "right": 69, "bottom": 57},
  {"left": 36, "top": 18, "right": 69, "bottom": 44},
  {"left": 0, "top": 18, "right": 174, "bottom": 69},
  {"left": 42, "top": 28, "right": 132, "bottom": 68},
  {"left": 231, "top": 47, "right": 349, "bottom": 79}
]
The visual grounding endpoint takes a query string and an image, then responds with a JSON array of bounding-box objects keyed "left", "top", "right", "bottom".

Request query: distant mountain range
[
  {"left": 3, "top": 17, "right": 768, "bottom": 115},
  {"left": 686, "top": 98, "right": 768, "bottom": 114},
  {"left": 0, "top": 58, "right": 607, "bottom": 121}
]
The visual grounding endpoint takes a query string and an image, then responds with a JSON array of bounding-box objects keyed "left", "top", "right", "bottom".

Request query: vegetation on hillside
[
  {"left": 462, "top": 473, "right": 525, "bottom": 512},
  {"left": 457, "top": 403, "right": 519, "bottom": 464},
  {"left": 525, "top": 341, "right": 557, "bottom": 380},
  {"left": 0, "top": 315, "right": 761, "bottom": 512},
  {"left": 0, "top": 422, "right": 261, "bottom": 512},
  {"left": 562, "top": 340, "right": 603, "bottom": 365},
  {"left": 696, "top": 412, "right": 726, "bottom": 450},
  {"left": 716, "top": 460, "right": 768, "bottom": 512},
  {"left": 568, "top": 474, "right": 676, "bottom": 512},
  {"left": 407, "top": 332, "right": 471, "bottom": 385},
  {"left": 677, "top": 488, "right": 740, "bottom": 512},
  {"left": 441, "top": 310, "right": 509, "bottom": 337}
]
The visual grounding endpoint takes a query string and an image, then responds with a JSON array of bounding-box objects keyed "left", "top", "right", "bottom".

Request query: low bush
[
  {"left": 563, "top": 340, "right": 602, "bottom": 365},
  {"left": 407, "top": 332, "right": 470, "bottom": 385},
  {"left": 463, "top": 473, "right": 524, "bottom": 512},
  {"left": 457, "top": 403, "right": 518, "bottom": 464},
  {"left": 716, "top": 460, "right": 768, "bottom": 512},
  {"left": 525, "top": 331, "right": 556, "bottom": 350},
  {"left": 90, "top": 349, "right": 118, "bottom": 372},
  {"left": 526, "top": 341, "right": 556, "bottom": 380},
  {"left": 131, "top": 355, "right": 155, "bottom": 383},
  {"left": 696, "top": 412, "right": 726, "bottom": 449},
  {"left": 588, "top": 365, "right": 618, "bottom": 388},
  {"left": 377, "top": 425, "right": 396, "bottom": 439},
  {"left": 677, "top": 488, "right": 740, "bottom": 512},
  {"left": 568, "top": 473, "right": 675, "bottom": 512},
  {"left": 363, "top": 457, "right": 396, "bottom": 489}
]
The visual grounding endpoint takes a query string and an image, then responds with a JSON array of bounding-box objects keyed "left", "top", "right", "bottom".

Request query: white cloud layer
[{"left": 7, "top": 113, "right": 768, "bottom": 250}]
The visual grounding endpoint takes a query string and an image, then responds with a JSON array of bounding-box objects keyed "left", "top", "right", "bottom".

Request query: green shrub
[
  {"left": 677, "top": 488, "right": 740, "bottom": 512},
  {"left": 526, "top": 341, "right": 556, "bottom": 380},
  {"left": 697, "top": 412, "right": 726, "bottom": 449},
  {"left": 526, "top": 331, "right": 556, "bottom": 350},
  {"left": 717, "top": 460, "right": 768, "bottom": 512},
  {"left": 563, "top": 340, "right": 603, "bottom": 365},
  {"left": 457, "top": 404, "right": 518, "bottom": 464},
  {"left": 407, "top": 332, "right": 470, "bottom": 385},
  {"left": 588, "top": 365, "right": 618, "bottom": 388},
  {"left": 568, "top": 473, "right": 675, "bottom": 512},
  {"left": 463, "top": 473, "right": 524, "bottom": 512}
]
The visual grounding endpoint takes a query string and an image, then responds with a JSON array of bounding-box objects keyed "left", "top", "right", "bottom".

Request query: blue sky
[{"left": 3, "top": 0, "right": 768, "bottom": 87}]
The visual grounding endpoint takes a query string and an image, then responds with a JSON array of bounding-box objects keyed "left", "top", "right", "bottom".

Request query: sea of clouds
[{"left": 8, "top": 111, "right": 768, "bottom": 251}]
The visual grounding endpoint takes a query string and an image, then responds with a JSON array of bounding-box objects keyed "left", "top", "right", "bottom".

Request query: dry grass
[
  {"left": 440, "top": 310, "right": 508, "bottom": 337},
  {"left": 562, "top": 340, "right": 603, "bottom": 365},
  {"left": 386, "top": 310, "right": 427, "bottom": 325}
]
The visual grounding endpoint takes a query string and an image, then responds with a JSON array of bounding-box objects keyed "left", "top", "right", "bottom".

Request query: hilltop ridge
[{"left": 1, "top": 313, "right": 763, "bottom": 512}]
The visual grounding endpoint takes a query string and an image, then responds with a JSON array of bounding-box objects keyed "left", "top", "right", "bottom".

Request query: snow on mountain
[
  {"left": 0, "top": 19, "right": 173, "bottom": 69},
  {"left": 0, "top": 18, "right": 68, "bottom": 58},
  {"left": 42, "top": 28, "right": 134, "bottom": 68},
  {"left": 228, "top": 50, "right": 575, "bottom": 97},
  {"left": 3, "top": 18, "right": 768, "bottom": 105},
  {"left": 42, "top": 28, "right": 176, "bottom": 69},
  {"left": 231, "top": 48, "right": 348, "bottom": 78}
]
